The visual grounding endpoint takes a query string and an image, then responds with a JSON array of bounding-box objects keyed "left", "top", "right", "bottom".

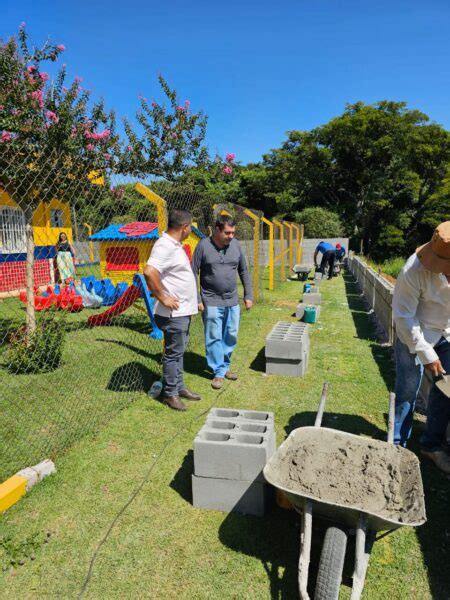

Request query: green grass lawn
[{"left": 1, "top": 273, "right": 449, "bottom": 599}]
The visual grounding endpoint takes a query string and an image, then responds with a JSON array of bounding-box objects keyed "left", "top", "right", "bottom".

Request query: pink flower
[
  {"left": 20, "top": 22, "right": 26, "bottom": 28},
  {"left": 84, "top": 129, "right": 110, "bottom": 141},
  {"left": 171, "top": 132, "right": 178, "bottom": 139},
  {"left": 184, "top": 99, "right": 191, "bottom": 108},
  {"left": 74, "top": 76, "right": 82, "bottom": 83},
  {"left": 45, "top": 123, "right": 51, "bottom": 129},
  {"left": 103, "top": 153, "right": 111, "bottom": 160},
  {"left": 0, "top": 106, "right": 4, "bottom": 111},
  {"left": 223, "top": 165, "right": 233, "bottom": 175},
  {"left": 56, "top": 44, "right": 66, "bottom": 51},
  {"left": 11, "top": 108, "right": 20, "bottom": 116},
  {"left": 1, "top": 131, "right": 13, "bottom": 143},
  {"left": 86, "top": 144, "right": 95, "bottom": 151},
  {"left": 151, "top": 102, "right": 158, "bottom": 108},
  {"left": 226, "top": 153, "right": 236, "bottom": 163},
  {"left": 46, "top": 110, "right": 59, "bottom": 124},
  {"left": 127, "top": 145, "right": 132, "bottom": 151},
  {"left": 176, "top": 105, "right": 185, "bottom": 112},
  {"left": 27, "top": 65, "right": 37, "bottom": 74},
  {"left": 40, "top": 72, "right": 50, "bottom": 82},
  {"left": 31, "top": 89, "right": 44, "bottom": 109}
]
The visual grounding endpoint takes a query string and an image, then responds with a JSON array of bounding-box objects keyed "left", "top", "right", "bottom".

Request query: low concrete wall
[{"left": 347, "top": 255, "right": 394, "bottom": 343}]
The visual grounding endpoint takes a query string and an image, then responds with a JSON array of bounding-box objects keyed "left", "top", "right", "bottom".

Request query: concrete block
[
  {"left": 296, "top": 303, "right": 305, "bottom": 319},
  {"left": 302, "top": 292, "right": 321, "bottom": 305},
  {"left": 207, "top": 407, "right": 274, "bottom": 426},
  {"left": 314, "top": 272, "right": 323, "bottom": 281},
  {"left": 265, "top": 321, "right": 310, "bottom": 359},
  {"left": 192, "top": 474, "right": 272, "bottom": 516},
  {"left": 266, "top": 350, "right": 309, "bottom": 377},
  {"left": 194, "top": 427, "right": 275, "bottom": 481}
]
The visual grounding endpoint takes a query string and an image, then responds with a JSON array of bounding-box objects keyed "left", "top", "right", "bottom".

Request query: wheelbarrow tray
[{"left": 263, "top": 426, "right": 426, "bottom": 532}]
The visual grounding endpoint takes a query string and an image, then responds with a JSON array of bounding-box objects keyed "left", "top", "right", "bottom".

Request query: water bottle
[{"left": 148, "top": 380, "right": 163, "bottom": 399}]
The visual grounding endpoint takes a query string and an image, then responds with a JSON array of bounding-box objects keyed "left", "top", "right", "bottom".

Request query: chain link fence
[{"left": 0, "top": 143, "right": 301, "bottom": 479}]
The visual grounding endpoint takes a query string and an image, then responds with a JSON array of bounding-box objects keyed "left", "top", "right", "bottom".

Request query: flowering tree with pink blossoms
[
  {"left": 0, "top": 25, "right": 120, "bottom": 333},
  {"left": 119, "top": 75, "right": 208, "bottom": 179}
]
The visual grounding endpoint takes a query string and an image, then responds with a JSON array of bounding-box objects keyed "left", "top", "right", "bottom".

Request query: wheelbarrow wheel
[{"left": 314, "top": 526, "right": 348, "bottom": 600}]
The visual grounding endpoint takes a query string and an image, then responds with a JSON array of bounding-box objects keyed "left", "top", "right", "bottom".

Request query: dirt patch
[
  {"left": 272, "top": 300, "right": 298, "bottom": 308},
  {"left": 272, "top": 429, "right": 423, "bottom": 524}
]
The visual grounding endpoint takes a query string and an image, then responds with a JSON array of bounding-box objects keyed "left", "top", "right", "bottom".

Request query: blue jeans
[
  {"left": 203, "top": 305, "right": 240, "bottom": 378},
  {"left": 394, "top": 337, "right": 450, "bottom": 449}
]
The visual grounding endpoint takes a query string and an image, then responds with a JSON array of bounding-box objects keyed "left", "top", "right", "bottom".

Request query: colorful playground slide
[{"left": 87, "top": 273, "right": 163, "bottom": 339}]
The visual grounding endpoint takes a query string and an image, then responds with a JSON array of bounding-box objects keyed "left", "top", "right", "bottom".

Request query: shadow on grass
[
  {"left": 170, "top": 449, "right": 194, "bottom": 503},
  {"left": 343, "top": 273, "right": 395, "bottom": 391},
  {"left": 98, "top": 338, "right": 211, "bottom": 380},
  {"left": 107, "top": 361, "right": 160, "bottom": 392},
  {"left": 405, "top": 422, "right": 450, "bottom": 600},
  {"left": 284, "top": 411, "right": 388, "bottom": 440},
  {"left": 249, "top": 347, "right": 265, "bottom": 373}
]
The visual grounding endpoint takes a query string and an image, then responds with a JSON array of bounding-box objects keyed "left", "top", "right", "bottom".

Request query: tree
[
  {"left": 0, "top": 25, "right": 120, "bottom": 334},
  {"left": 119, "top": 75, "right": 208, "bottom": 180},
  {"left": 260, "top": 101, "right": 450, "bottom": 258},
  {"left": 294, "top": 207, "right": 343, "bottom": 238}
]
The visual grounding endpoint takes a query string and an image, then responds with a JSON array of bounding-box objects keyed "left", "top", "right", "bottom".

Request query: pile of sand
[{"left": 272, "top": 429, "right": 423, "bottom": 523}]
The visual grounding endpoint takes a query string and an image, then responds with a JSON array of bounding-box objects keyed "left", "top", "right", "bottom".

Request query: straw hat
[{"left": 416, "top": 221, "right": 450, "bottom": 275}]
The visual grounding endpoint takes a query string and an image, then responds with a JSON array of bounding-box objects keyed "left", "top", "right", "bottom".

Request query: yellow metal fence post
[
  {"left": 273, "top": 219, "right": 285, "bottom": 281},
  {"left": 243, "top": 208, "right": 260, "bottom": 302},
  {"left": 261, "top": 216, "right": 274, "bottom": 291},
  {"left": 84, "top": 223, "right": 94, "bottom": 264},
  {"left": 135, "top": 183, "right": 168, "bottom": 232},
  {"left": 284, "top": 221, "right": 294, "bottom": 271}
]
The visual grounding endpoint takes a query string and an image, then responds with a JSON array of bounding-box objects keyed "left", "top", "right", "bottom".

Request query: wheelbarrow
[
  {"left": 292, "top": 264, "right": 313, "bottom": 281},
  {"left": 263, "top": 384, "right": 426, "bottom": 600}
]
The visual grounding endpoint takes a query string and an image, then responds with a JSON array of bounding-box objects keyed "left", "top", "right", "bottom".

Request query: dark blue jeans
[
  {"left": 394, "top": 337, "right": 450, "bottom": 449},
  {"left": 155, "top": 315, "right": 191, "bottom": 397}
]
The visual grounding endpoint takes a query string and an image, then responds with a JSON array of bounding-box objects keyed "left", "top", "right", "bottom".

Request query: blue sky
[{"left": 3, "top": 0, "right": 450, "bottom": 164}]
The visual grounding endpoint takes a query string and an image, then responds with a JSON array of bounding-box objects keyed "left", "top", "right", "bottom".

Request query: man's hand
[
  {"left": 244, "top": 299, "right": 253, "bottom": 311},
  {"left": 425, "top": 359, "right": 446, "bottom": 378},
  {"left": 198, "top": 302, "right": 204, "bottom": 312},
  {"left": 161, "top": 295, "right": 180, "bottom": 311}
]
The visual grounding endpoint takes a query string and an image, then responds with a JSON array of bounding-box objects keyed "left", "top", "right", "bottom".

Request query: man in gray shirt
[{"left": 192, "top": 215, "right": 253, "bottom": 389}]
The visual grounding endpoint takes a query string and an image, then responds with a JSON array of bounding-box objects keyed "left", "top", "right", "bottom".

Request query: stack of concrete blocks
[
  {"left": 296, "top": 283, "right": 321, "bottom": 322},
  {"left": 265, "top": 321, "right": 310, "bottom": 376},
  {"left": 192, "top": 408, "right": 276, "bottom": 516}
]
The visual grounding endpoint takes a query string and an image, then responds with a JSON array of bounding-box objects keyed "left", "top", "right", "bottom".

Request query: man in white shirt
[
  {"left": 144, "top": 209, "right": 200, "bottom": 411},
  {"left": 393, "top": 221, "right": 450, "bottom": 473}
]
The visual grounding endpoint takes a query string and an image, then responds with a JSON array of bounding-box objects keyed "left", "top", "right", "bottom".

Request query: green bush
[
  {"left": 379, "top": 257, "right": 406, "bottom": 279},
  {"left": 294, "top": 207, "right": 344, "bottom": 238},
  {"left": 6, "top": 310, "right": 66, "bottom": 374}
]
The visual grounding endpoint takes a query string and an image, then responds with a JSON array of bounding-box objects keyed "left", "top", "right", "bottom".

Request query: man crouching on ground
[
  {"left": 144, "top": 208, "right": 201, "bottom": 411},
  {"left": 192, "top": 215, "right": 253, "bottom": 389},
  {"left": 393, "top": 221, "right": 450, "bottom": 473}
]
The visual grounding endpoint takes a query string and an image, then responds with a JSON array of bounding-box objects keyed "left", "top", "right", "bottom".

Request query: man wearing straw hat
[{"left": 393, "top": 221, "right": 450, "bottom": 473}]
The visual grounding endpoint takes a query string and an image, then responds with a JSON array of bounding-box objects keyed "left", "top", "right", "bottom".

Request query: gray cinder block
[
  {"left": 266, "top": 350, "right": 309, "bottom": 377},
  {"left": 192, "top": 474, "right": 272, "bottom": 516},
  {"left": 265, "top": 321, "right": 310, "bottom": 359},
  {"left": 296, "top": 303, "right": 305, "bottom": 319},
  {"left": 193, "top": 427, "right": 275, "bottom": 481},
  {"left": 207, "top": 408, "right": 274, "bottom": 425},
  {"left": 314, "top": 271, "right": 323, "bottom": 281},
  {"left": 302, "top": 292, "right": 321, "bottom": 305}
]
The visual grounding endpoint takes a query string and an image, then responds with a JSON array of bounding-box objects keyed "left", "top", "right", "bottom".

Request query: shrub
[
  {"left": 379, "top": 257, "right": 406, "bottom": 279},
  {"left": 6, "top": 310, "right": 66, "bottom": 374},
  {"left": 294, "top": 207, "right": 344, "bottom": 238}
]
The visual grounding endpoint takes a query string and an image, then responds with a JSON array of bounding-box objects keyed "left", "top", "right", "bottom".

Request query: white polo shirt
[
  {"left": 147, "top": 232, "right": 198, "bottom": 318},
  {"left": 393, "top": 253, "right": 450, "bottom": 365}
]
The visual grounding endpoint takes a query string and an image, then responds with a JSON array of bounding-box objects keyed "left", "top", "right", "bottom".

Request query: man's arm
[
  {"left": 191, "top": 241, "right": 204, "bottom": 309},
  {"left": 144, "top": 244, "right": 180, "bottom": 311},
  {"left": 237, "top": 244, "right": 253, "bottom": 309},
  {"left": 313, "top": 248, "right": 319, "bottom": 267},
  {"left": 393, "top": 265, "right": 443, "bottom": 374}
]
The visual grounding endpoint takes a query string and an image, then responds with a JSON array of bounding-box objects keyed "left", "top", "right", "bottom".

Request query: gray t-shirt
[{"left": 192, "top": 236, "right": 253, "bottom": 307}]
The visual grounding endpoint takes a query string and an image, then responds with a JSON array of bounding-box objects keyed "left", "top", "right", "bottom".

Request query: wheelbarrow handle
[
  {"left": 387, "top": 392, "right": 396, "bottom": 444},
  {"left": 314, "top": 382, "right": 329, "bottom": 427}
]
